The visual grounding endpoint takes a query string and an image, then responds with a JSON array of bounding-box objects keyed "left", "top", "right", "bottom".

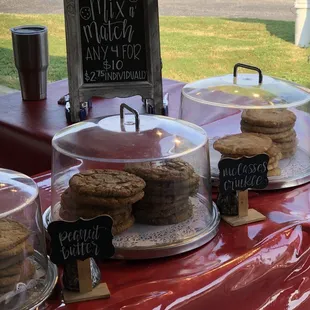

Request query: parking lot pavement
[{"left": 0, "top": 0, "right": 295, "bottom": 21}]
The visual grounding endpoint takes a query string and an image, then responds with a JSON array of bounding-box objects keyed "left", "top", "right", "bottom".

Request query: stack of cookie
[
  {"left": 125, "top": 159, "right": 199, "bottom": 225},
  {"left": 213, "top": 133, "right": 282, "bottom": 176},
  {"left": 59, "top": 169, "right": 146, "bottom": 235},
  {"left": 0, "top": 219, "right": 35, "bottom": 295},
  {"left": 241, "top": 109, "right": 297, "bottom": 159}
]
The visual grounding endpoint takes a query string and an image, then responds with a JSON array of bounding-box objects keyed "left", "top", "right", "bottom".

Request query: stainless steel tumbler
[{"left": 11, "top": 25, "right": 49, "bottom": 101}]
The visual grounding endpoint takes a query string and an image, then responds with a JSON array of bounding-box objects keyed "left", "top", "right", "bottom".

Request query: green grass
[{"left": 0, "top": 13, "right": 310, "bottom": 89}]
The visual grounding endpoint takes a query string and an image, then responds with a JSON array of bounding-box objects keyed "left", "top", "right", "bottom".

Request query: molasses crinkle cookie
[{"left": 241, "top": 109, "right": 297, "bottom": 159}]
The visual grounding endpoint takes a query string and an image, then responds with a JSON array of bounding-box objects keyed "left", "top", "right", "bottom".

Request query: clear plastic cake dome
[
  {"left": 180, "top": 63, "right": 310, "bottom": 190},
  {"left": 50, "top": 104, "right": 220, "bottom": 259},
  {"left": 0, "top": 169, "right": 57, "bottom": 310}
]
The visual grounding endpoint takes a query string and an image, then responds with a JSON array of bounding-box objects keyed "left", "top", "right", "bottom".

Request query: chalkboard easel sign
[
  {"left": 218, "top": 154, "right": 269, "bottom": 227},
  {"left": 64, "top": 0, "right": 163, "bottom": 122},
  {"left": 48, "top": 216, "right": 115, "bottom": 303}
]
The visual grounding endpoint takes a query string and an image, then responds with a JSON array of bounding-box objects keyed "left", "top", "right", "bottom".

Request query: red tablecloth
[
  {"left": 0, "top": 78, "right": 184, "bottom": 176},
  {"left": 34, "top": 172, "right": 310, "bottom": 310},
  {"left": 2, "top": 78, "right": 310, "bottom": 309}
]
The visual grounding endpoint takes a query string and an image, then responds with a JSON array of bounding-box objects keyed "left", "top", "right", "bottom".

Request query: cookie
[
  {"left": 241, "top": 109, "right": 296, "bottom": 128},
  {"left": 0, "top": 259, "right": 35, "bottom": 287},
  {"left": 0, "top": 262, "right": 22, "bottom": 277},
  {"left": 144, "top": 175, "right": 199, "bottom": 197},
  {"left": 19, "top": 259, "right": 36, "bottom": 281},
  {"left": 0, "top": 219, "right": 30, "bottom": 253},
  {"left": 268, "top": 156, "right": 278, "bottom": 165},
  {"left": 282, "top": 148, "right": 297, "bottom": 159},
  {"left": 134, "top": 200, "right": 189, "bottom": 219},
  {"left": 62, "top": 188, "right": 134, "bottom": 213},
  {"left": 268, "top": 168, "right": 281, "bottom": 177},
  {"left": 69, "top": 169, "right": 146, "bottom": 198},
  {"left": 0, "top": 242, "right": 34, "bottom": 270},
  {"left": 134, "top": 196, "right": 189, "bottom": 211},
  {"left": 240, "top": 120, "right": 293, "bottom": 134},
  {"left": 0, "top": 274, "right": 20, "bottom": 288},
  {"left": 62, "top": 188, "right": 136, "bottom": 212},
  {"left": 138, "top": 193, "right": 190, "bottom": 205},
  {"left": 214, "top": 133, "right": 273, "bottom": 156},
  {"left": 266, "top": 145, "right": 281, "bottom": 157},
  {"left": 125, "top": 159, "right": 196, "bottom": 182},
  {"left": 0, "top": 283, "right": 16, "bottom": 294},
  {"left": 0, "top": 241, "right": 28, "bottom": 259},
  {"left": 60, "top": 204, "right": 132, "bottom": 224},
  {"left": 135, "top": 203, "right": 193, "bottom": 225},
  {"left": 242, "top": 127, "right": 295, "bottom": 141},
  {"left": 268, "top": 160, "right": 279, "bottom": 171},
  {"left": 0, "top": 259, "right": 36, "bottom": 288},
  {"left": 112, "top": 216, "right": 135, "bottom": 235},
  {"left": 273, "top": 131, "right": 297, "bottom": 143},
  {"left": 275, "top": 140, "right": 297, "bottom": 152},
  {"left": 70, "top": 190, "right": 144, "bottom": 208}
]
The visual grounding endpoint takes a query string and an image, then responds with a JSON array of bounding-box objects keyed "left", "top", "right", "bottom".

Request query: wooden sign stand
[
  {"left": 222, "top": 190, "right": 266, "bottom": 227},
  {"left": 64, "top": 0, "right": 163, "bottom": 123},
  {"left": 63, "top": 258, "right": 111, "bottom": 304},
  {"left": 48, "top": 216, "right": 115, "bottom": 304}
]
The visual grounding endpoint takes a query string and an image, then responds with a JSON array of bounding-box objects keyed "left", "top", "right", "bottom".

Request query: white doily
[
  {"left": 52, "top": 195, "right": 215, "bottom": 250},
  {"left": 114, "top": 195, "right": 213, "bottom": 249}
]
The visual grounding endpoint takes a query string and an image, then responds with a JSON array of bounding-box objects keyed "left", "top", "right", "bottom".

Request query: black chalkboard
[
  {"left": 79, "top": 0, "right": 148, "bottom": 83},
  {"left": 48, "top": 216, "right": 115, "bottom": 265},
  {"left": 218, "top": 154, "right": 269, "bottom": 194}
]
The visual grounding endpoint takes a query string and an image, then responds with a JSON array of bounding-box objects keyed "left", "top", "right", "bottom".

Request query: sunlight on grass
[{"left": 0, "top": 13, "right": 309, "bottom": 89}]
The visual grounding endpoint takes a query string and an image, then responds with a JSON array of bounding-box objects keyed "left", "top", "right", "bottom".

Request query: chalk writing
[
  {"left": 79, "top": 0, "right": 147, "bottom": 83},
  {"left": 48, "top": 216, "right": 115, "bottom": 265},
  {"left": 218, "top": 155, "right": 269, "bottom": 193}
]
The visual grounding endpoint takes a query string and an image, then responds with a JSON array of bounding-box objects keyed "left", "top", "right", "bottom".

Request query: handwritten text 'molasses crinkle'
[{"left": 222, "top": 162, "right": 268, "bottom": 191}]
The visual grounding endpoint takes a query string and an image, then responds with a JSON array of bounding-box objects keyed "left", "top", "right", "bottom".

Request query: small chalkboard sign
[
  {"left": 64, "top": 0, "right": 163, "bottom": 122},
  {"left": 218, "top": 154, "right": 269, "bottom": 227},
  {"left": 48, "top": 216, "right": 115, "bottom": 265},
  {"left": 218, "top": 154, "right": 269, "bottom": 194}
]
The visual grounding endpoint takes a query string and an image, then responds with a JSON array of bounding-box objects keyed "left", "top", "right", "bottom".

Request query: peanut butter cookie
[
  {"left": 112, "top": 216, "right": 135, "bottom": 235},
  {"left": 69, "top": 169, "right": 146, "bottom": 198}
]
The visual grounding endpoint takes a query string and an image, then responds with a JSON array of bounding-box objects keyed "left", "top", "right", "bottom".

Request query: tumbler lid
[{"left": 11, "top": 25, "right": 47, "bottom": 35}]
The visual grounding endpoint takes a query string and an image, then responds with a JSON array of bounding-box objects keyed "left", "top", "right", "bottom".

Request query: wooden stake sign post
[
  {"left": 48, "top": 216, "right": 115, "bottom": 303},
  {"left": 64, "top": 0, "right": 163, "bottom": 122},
  {"left": 218, "top": 154, "right": 269, "bottom": 227}
]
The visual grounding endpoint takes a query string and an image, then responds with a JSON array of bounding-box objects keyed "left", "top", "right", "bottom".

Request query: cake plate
[
  {"left": 0, "top": 252, "right": 58, "bottom": 310},
  {"left": 43, "top": 194, "right": 220, "bottom": 260}
]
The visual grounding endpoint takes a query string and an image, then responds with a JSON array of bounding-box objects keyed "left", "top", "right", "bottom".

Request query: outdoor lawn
[{"left": 0, "top": 13, "right": 309, "bottom": 89}]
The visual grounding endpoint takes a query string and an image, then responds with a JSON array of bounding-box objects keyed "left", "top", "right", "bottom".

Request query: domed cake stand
[
  {"left": 207, "top": 110, "right": 310, "bottom": 190},
  {"left": 43, "top": 194, "right": 220, "bottom": 260}
]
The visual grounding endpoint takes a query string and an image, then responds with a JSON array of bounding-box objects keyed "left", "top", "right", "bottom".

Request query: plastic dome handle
[
  {"left": 120, "top": 103, "right": 140, "bottom": 132},
  {"left": 233, "top": 63, "right": 263, "bottom": 85}
]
